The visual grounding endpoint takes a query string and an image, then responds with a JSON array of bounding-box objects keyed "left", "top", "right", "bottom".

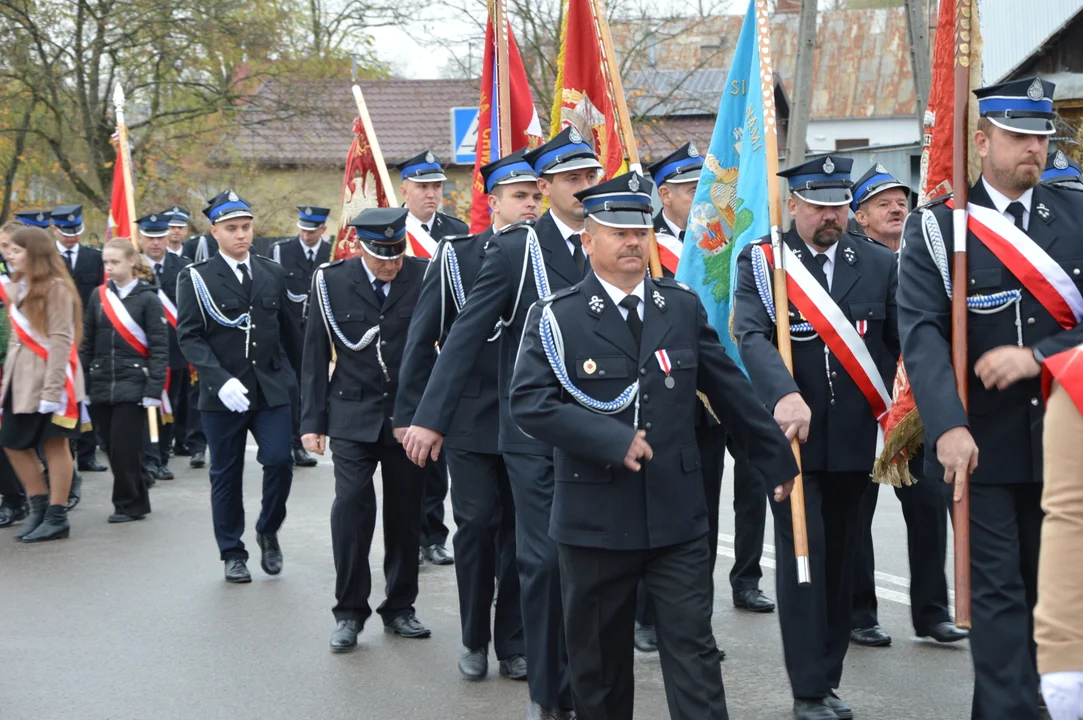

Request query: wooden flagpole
[
  {"left": 754, "top": 0, "right": 810, "bottom": 585},
  {"left": 493, "top": 0, "right": 513, "bottom": 157},
  {"left": 351, "top": 59, "right": 399, "bottom": 209},
  {"left": 113, "top": 83, "right": 159, "bottom": 443}
]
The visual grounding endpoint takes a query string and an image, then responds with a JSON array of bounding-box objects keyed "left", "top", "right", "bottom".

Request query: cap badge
[
  {"left": 843, "top": 246, "right": 856, "bottom": 265},
  {"left": 628, "top": 174, "right": 641, "bottom": 192},
  {"left": 568, "top": 126, "right": 583, "bottom": 144},
  {"left": 384, "top": 227, "right": 394, "bottom": 238},
  {"left": 425, "top": 151, "right": 436, "bottom": 163},
  {"left": 150, "top": 215, "right": 157, "bottom": 222},
  {"left": 875, "top": 163, "right": 888, "bottom": 174},
  {"left": 172, "top": 206, "right": 180, "bottom": 213},
  {"left": 583, "top": 358, "right": 597, "bottom": 375},
  {"left": 1028, "top": 78, "right": 1045, "bottom": 102},
  {"left": 304, "top": 207, "right": 313, "bottom": 216},
  {"left": 36, "top": 213, "right": 44, "bottom": 221},
  {"left": 823, "top": 157, "right": 835, "bottom": 175},
  {"left": 228, "top": 191, "right": 239, "bottom": 202},
  {"left": 652, "top": 290, "right": 666, "bottom": 310},
  {"left": 688, "top": 142, "right": 700, "bottom": 158},
  {"left": 588, "top": 295, "right": 604, "bottom": 314},
  {"left": 67, "top": 214, "right": 75, "bottom": 221},
  {"left": 1055, "top": 150, "right": 1069, "bottom": 170}
]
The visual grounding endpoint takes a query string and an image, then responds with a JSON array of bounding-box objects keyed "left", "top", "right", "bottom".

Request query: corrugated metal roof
[
  {"left": 980, "top": 0, "right": 1083, "bottom": 82},
  {"left": 624, "top": 69, "right": 730, "bottom": 117}
]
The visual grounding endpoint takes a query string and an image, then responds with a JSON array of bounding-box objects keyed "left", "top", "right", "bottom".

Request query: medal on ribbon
[{"left": 655, "top": 349, "right": 675, "bottom": 389}]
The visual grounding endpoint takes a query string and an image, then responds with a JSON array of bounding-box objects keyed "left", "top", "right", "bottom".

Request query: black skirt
[{"left": 0, "top": 390, "right": 81, "bottom": 451}]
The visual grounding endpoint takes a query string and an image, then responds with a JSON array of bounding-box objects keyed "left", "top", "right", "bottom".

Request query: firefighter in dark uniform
[
  {"left": 180, "top": 211, "right": 215, "bottom": 468},
  {"left": 1043, "top": 148, "right": 1083, "bottom": 189},
  {"left": 268, "top": 206, "right": 330, "bottom": 468},
  {"left": 733, "top": 156, "right": 900, "bottom": 720},
  {"left": 300, "top": 208, "right": 432, "bottom": 652},
  {"left": 898, "top": 77, "right": 1083, "bottom": 720},
  {"left": 176, "top": 190, "right": 299, "bottom": 584},
  {"left": 395, "top": 149, "right": 539, "bottom": 680},
  {"left": 510, "top": 171, "right": 797, "bottom": 720},
  {"left": 394, "top": 150, "right": 468, "bottom": 566},
  {"left": 400, "top": 126, "right": 601, "bottom": 720},
  {"left": 163, "top": 207, "right": 193, "bottom": 454}
]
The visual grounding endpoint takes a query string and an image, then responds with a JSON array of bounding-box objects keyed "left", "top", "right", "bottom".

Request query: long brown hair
[
  {"left": 11, "top": 227, "right": 83, "bottom": 346},
  {"left": 104, "top": 238, "right": 154, "bottom": 282}
]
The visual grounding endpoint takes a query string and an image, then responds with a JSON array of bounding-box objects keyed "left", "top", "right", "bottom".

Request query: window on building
[{"left": 835, "top": 138, "right": 870, "bottom": 151}]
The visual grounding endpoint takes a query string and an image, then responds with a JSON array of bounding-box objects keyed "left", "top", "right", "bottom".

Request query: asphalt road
[{"left": 0, "top": 449, "right": 973, "bottom": 719}]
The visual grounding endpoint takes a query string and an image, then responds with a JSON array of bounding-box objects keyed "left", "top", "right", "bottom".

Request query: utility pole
[
  {"left": 784, "top": 0, "right": 817, "bottom": 168},
  {"left": 904, "top": 0, "right": 932, "bottom": 137}
]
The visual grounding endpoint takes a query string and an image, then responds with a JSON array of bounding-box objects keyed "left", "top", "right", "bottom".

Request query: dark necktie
[
  {"left": 678, "top": 229, "right": 686, "bottom": 242},
  {"left": 306, "top": 248, "right": 315, "bottom": 264},
  {"left": 154, "top": 262, "right": 163, "bottom": 281},
  {"left": 238, "top": 262, "right": 252, "bottom": 296},
  {"left": 620, "top": 295, "right": 642, "bottom": 346},
  {"left": 421, "top": 223, "right": 430, "bottom": 234},
  {"left": 569, "top": 234, "right": 586, "bottom": 276},
  {"left": 65, "top": 250, "right": 74, "bottom": 271},
  {"left": 373, "top": 279, "right": 387, "bottom": 304},
  {"left": 813, "top": 253, "right": 830, "bottom": 291},
  {"left": 1007, "top": 201, "right": 1026, "bottom": 230}
]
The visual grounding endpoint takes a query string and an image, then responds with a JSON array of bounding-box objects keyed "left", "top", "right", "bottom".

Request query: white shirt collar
[
  {"left": 298, "top": 237, "right": 322, "bottom": 255},
  {"left": 220, "top": 252, "right": 252, "bottom": 280},
  {"left": 981, "top": 176, "right": 1033, "bottom": 228},
  {"left": 115, "top": 278, "right": 139, "bottom": 299},
  {"left": 661, "top": 211, "right": 684, "bottom": 238},
  {"left": 359, "top": 256, "right": 391, "bottom": 291},
  {"left": 549, "top": 211, "right": 581, "bottom": 241},
  {"left": 406, "top": 212, "right": 436, "bottom": 235},
  {"left": 145, "top": 254, "right": 166, "bottom": 267},
  {"left": 802, "top": 240, "right": 839, "bottom": 265},
  {"left": 56, "top": 240, "right": 79, "bottom": 258},
  {"left": 595, "top": 275, "right": 645, "bottom": 319},
  {"left": 167, "top": 246, "right": 183, "bottom": 256}
]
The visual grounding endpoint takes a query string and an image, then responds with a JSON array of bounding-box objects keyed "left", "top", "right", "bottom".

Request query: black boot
[
  {"left": 15, "top": 495, "right": 48, "bottom": 540},
  {"left": 21, "top": 504, "right": 70, "bottom": 543}
]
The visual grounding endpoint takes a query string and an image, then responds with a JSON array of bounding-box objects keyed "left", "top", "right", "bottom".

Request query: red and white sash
[
  {"left": 948, "top": 200, "right": 1083, "bottom": 330},
  {"left": 760, "top": 243, "right": 892, "bottom": 456},
  {"left": 655, "top": 231, "right": 682, "bottom": 275},
  {"left": 1043, "top": 343, "right": 1083, "bottom": 413},
  {"left": 407, "top": 227, "right": 437, "bottom": 259},
  {"left": 99, "top": 285, "right": 172, "bottom": 420},
  {"left": 7, "top": 297, "right": 82, "bottom": 428},
  {"left": 158, "top": 289, "right": 177, "bottom": 329}
]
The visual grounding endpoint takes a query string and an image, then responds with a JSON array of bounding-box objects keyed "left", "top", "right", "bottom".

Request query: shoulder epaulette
[
  {"left": 851, "top": 232, "right": 889, "bottom": 249},
  {"left": 319, "top": 259, "right": 345, "bottom": 271},
  {"left": 1042, "top": 180, "right": 1083, "bottom": 193},
  {"left": 916, "top": 193, "right": 952, "bottom": 211},
  {"left": 188, "top": 258, "right": 209, "bottom": 268},
  {"left": 652, "top": 276, "right": 695, "bottom": 293},
  {"left": 495, "top": 220, "right": 535, "bottom": 236},
  {"left": 540, "top": 285, "right": 577, "bottom": 305},
  {"left": 445, "top": 233, "right": 474, "bottom": 243}
]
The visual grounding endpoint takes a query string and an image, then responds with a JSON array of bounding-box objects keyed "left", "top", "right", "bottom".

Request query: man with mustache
[
  {"left": 733, "top": 156, "right": 900, "bottom": 720},
  {"left": 847, "top": 166, "right": 967, "bottom": 649},
  {"left": 899, "top": 77, "right": 1083, "bottom": 719}
]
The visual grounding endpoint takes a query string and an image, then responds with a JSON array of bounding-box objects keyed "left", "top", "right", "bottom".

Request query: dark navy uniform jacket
[
  {"left": 733, "top": 229, "right": 900, "bottom": 474},
  {"left": 510, "top": 272, "right": 797, "bottom": 550},
  {"left": 411, "top": 211, "right": 587, "bottom": 456},
  {"left": 182, "top": 233, "right": 218, "bottom": 263},
  {"left": 300, "top": 256, "right": 427, "bottom": 445},
  {"left": 64, "top": 244, "right": 104, "bottom": 308},
  {"left": 396, "top": 227, "right": 500, "bottom": 454},
  {"left": 269, "top": 236, "right": 331, "bottom": 347},
  {"left": 898, "top": 178, "right": 1083, "bottom": 484},
  {"left": 151, "top": 251, "right": 189, "bottom": 370}
]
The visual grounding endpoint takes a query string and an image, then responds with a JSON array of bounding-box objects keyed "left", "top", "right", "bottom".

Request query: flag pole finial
[{"left": 112, "top": 83, "right": 125, "bottom": 109}]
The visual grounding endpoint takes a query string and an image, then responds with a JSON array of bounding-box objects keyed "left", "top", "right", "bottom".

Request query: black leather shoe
[
  {"left": 793, "top": 698, "right": 838, "bottom": 720},
  {"left": 916, "top": 621, "right": 968, "bottom": 643},
  {"left": 733, "top": 588, "right": 776, "bottom": 613},
  {"left": 173, "top": 444, "right": 192, "bottom": 457},
  {"left": 292, "top": 447, "right": 318, "bottom": 467},
  {"left": 423, "top": 543, "right": 454, "bottom": 565},
  {"left": 525, "top": 702, "right": 567, "bottom": 720},
  {"left": 850, "top": 624, "right": 892, "bottom": 647},
  {"left": 66, "top": 472, "right": 82, "bottom": 510},
  {"left": 0, "top": 501, "right": 27, "bottom": 528},
  {"left": 15, "top": 495, "right": 48, "bottom": 540},
  {"left": 108, "top": 512, "right": 145, "bottom": 523},
  {"left": 151, "top": 465, "right": 175, "bottom": 481},
  {"left": 189, "top": 451, "right": 206, "bottom": 469},
  {"left": 224, "top": 557, "right": 251, "bottom": 583},
  {"left": 634, "top": 622, "right": 658, "bottom": 652},
  {"left": 21, "top": 504, "right": 70, "bottom": 542},
  {"left": 459, "top": 647, "right": 488, "bottom": 680},
  {"left": 714, "top": 636, "right": 726, "bottom": 662},
  {"left": 823, "top": 691, "right": 853, "bottom": 719},
  {"left": 330, "top": 619, "right": 362, "bottom": 653},
  {"left": 499, "top": 653, "right": 527, "bottom": 680},
  {"left": 384, "top": 614, "right": 431, "bottom": 638},
  {"left": 79, "top": 459, "right": 107, "bottom": 472},
  {"left": 257, "top": 532, "right": 283, "bottom": 575}
]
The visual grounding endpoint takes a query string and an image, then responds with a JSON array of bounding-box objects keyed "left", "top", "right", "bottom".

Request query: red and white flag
[
  {"left": 107, "top": 138, "right": 133, "bottom": 242},
  {"left": 332, "top": 118, "right": 392, "bottom": 261}
]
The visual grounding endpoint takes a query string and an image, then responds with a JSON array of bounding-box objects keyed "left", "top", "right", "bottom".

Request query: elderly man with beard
[{"left": 733, "top": 156, "right": 900, "bottom": 720}]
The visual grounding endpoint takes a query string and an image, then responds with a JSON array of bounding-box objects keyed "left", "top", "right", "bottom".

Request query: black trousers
[
  {"left": 185, "top": 374, "right": 207, "bottom": 454},
  {"left": 201, "top": 402, "right": 293, "bottom": 560},
  {"left": 445, "top": 447, "right": 524, "bottom": 658},
  {"left": 286, "top": 359, "right": 302, "bottom": 450},
  {"left": 0, "top": 447, "right": 26, "bottom": 505},
  {"left": 91, "top": 403, "right": 151, "bottom": 517},
  {"left": 330, "top": 435, "right": 424, "bottom": 625},
  {"left": 560, "top": 536, "right": 729, "bottom": 720},
  {"left": 851, "top": 450, "right": 953, "bottom": 631},
  {"left": 969, "top": 482, "right": 1043, "bottom": 720},
  {"left": 420, "top": 455, "right": 450, "bottom": 547},
  {"left": 769, "top": 471, "right": 868, "bottom": 699},
  {"left": 170, "top": 366, "right": 190, "bottom": 450},
  {"left": 503, "top": 451, "right": 571, "bottom": 711}
]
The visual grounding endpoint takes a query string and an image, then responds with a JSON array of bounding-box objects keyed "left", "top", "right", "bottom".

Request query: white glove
[
  {"left": 37, "top": 399, "right": 62, "bottom": 415},
  {"left": 142, "top": 397, "right": 162, "bottom": 409},
  {"left": 1042, "top": 672, "right": 1083, "bottom": 720},
  {"left": 217, "top": 378, "right": 250, "bottom": 413}
]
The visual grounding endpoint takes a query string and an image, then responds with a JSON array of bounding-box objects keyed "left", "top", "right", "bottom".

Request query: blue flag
[{"left": 676, "top": 0, "right": 771, "bottom": 373}]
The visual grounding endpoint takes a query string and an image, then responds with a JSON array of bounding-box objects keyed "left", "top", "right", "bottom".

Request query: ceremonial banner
[
  {"left": 107, "top": 139, "right": 132, "bottom": 242},
  {"left": 332, "top": 119, "right": 392, "bottom": 261},
  {"left": 675, "top": 0, "right": 769, "bottom": 372},
  {"left": 469, "top": 6, "right": 544, "bottom": 232},
  {"left": 550, "top": 0, "right": 626, "bottom": 179}
]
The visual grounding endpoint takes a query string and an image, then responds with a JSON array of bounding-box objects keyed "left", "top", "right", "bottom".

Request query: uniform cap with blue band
[
  {"left": 347, "top": 207, "right": 408, "bottom": 259},
  {"left": 203, "top": 190, "right": 253, "bottom": 224},
  {"left": 481, "top": 148, "right": 539, "bottom": 193},
  {"left": 51, "top": 205, "right": 85, "bottom": 236},
  {"left": 395, "top": 151, "right": 447, "bottom": 182},
  {"left": 1043, "top": 149, "right": 1083, "bottom": 186},
  {"left": 14, "top": 210, "right": 52, "bottom": 228},
  {"left": 850, "top": 163, "right": 911, "bottom": 212},
  {"left": 165, "top": 206, "right": 191, "bottom": 227},
  {"left": 975, "top": 77, "right": 1056, "bottom": 136},
  {"left": 297, "top": 206, "right": 331, "bottom": 230},
  {"left": 137, "top": 212, "right": 171, "bottom": 238},
  {"left": 647, "top": 142, "right": 704, "bottom": 185},
  {"left": 778, "top": 156, "right": 853, "bottom": 207},
  {"left": 524, "top": 126, "right": 603, "bottom": 176},
  {"left": 574, "top": 172, "right": 654, "bottom": 229}
]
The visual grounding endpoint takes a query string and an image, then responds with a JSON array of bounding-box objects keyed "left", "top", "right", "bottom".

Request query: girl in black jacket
[{"left": 80, "top": 239, "right": 168, "bottom": 523}]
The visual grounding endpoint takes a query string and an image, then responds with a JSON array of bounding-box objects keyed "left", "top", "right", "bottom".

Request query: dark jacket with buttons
[
  {"left": 733, "top": 229, "right": 900, "bottom": 474},
  {"left": 510, "top": 272, "right": 797, "bottom": 550},
  {"left": 300, "top": 256, "right": 427, "bottom": 444},
  {"left": 899, "top": 179, "right": 1083, "bottom": 485},
  {"left": 176, "top": 253, "right": 299, "bottom": 412},
  {"left": 269, "top": 236, "right": 331, "bottom": 328},
  {"left": 79, "top": 280, "right": 169, "bottom": 406},
  {"left": 62, "top": 244, "right": 104, "bottom": 308},
  {"left": 395, "top": 228, "right": 500, "bottom": 454}
]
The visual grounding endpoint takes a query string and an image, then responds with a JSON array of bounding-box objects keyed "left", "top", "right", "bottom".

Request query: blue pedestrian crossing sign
[{"left": 450, "top": 107, "right": 480, "bottom": 165}]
